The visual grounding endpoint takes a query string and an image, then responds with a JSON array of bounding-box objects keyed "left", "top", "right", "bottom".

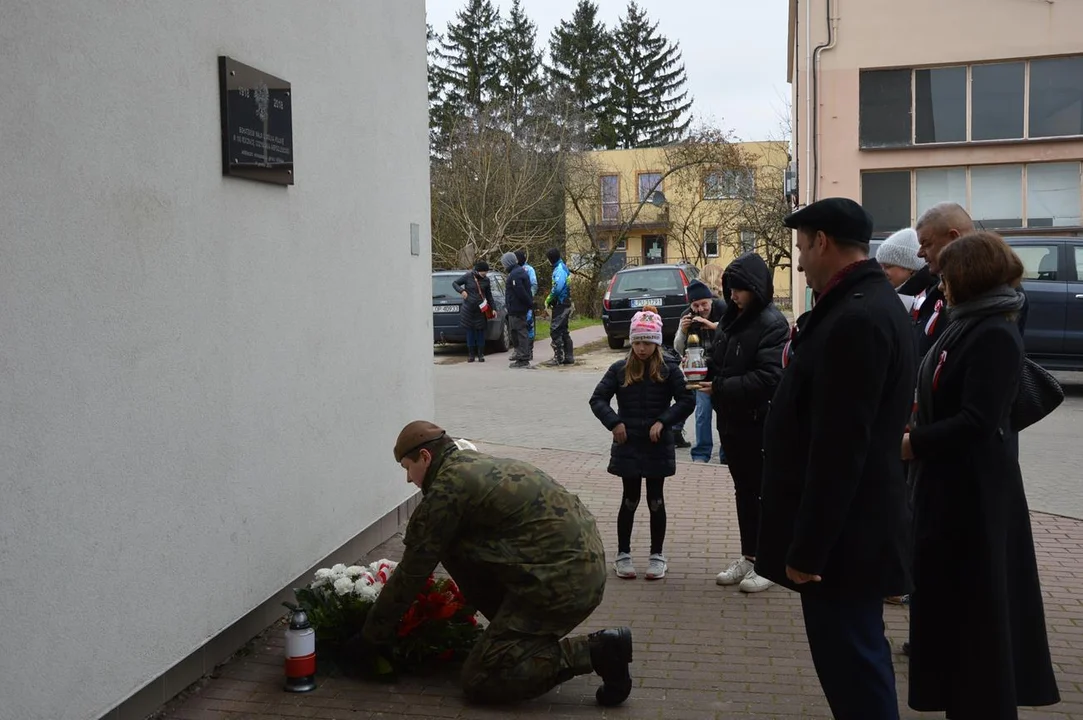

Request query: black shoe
[
  {"left": 467, "top": 354, "right": 476, "bottom": 363},
  {"left": 902, "top": 641, "right": 911, "bottom": 656},
  {"left": 589, "top": 627, "right": 633, "bottom": 707},
  {"left": 674, "top": 431, "right": 691, "bottom": 449},
  {"left": 562, "top": 358, "right": 575, "bottom": 365}
]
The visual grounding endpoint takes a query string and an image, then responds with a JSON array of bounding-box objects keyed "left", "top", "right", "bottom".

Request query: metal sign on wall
[{"left": 218, "top": 56, "right": 294, "bottom": 185}]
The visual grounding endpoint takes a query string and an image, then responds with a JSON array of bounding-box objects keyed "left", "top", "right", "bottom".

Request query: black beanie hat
[
  {"left": 686, "top": 280, "right": 712, "bottom": 302},
  {"left": 514, "top": 250, "right": 527, "bottom": 265},
  {"left": 474, "top": 260, "right": 489, "bottom": 272},
  {"left": 546, "top": 248, "right": 561, "bottom": 264}
]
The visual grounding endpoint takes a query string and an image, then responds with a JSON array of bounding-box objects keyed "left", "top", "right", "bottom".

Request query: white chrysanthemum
[
  {"left": 314, "top": 568, "right": 334, "bottom": 580},
  {"left": 330, "top": 563, "right": 348, "bottom": 575},
  {"left": 333, "top": 577, "right": 354, "bottom": 596},
  {"left": 346, "top": 565, "right": 364, "bottom": 577},
  {"left": 354, "top": 579, "right": 378, "bottom": 599}
]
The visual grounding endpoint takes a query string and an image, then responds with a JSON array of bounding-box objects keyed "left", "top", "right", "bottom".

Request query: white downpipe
[{"left": 805, "top": 0, "right": 812, "bottom": 204}]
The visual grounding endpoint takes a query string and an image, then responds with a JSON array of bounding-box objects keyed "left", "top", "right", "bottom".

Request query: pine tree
[
  {"left": 496, "top": 0, "right": 545, "bottom": 128},
  {"left": 605, "top": 1, "right": 693, "bottom": 148},
  {"left": 547, "top": 0, "right": 612, "bottom": 148},
  {"left": 434, "top": 0, "right": 504, "bottom": 118}
]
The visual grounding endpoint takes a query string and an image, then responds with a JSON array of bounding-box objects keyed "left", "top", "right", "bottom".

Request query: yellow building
[{"left": 565, "top": 140, "right": 792, "bottom": 303}]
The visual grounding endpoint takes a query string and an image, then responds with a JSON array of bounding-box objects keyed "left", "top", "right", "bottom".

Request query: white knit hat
[{"left": 876, "top": 228, "right": 925, "bottom": 271}]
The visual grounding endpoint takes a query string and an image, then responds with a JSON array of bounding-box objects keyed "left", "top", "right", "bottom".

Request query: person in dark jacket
[
  {"left": 673, "top": 280, "right": 727, "bottom": 462},
  {"left": 705, "top": 253, "right": 789, "bottom": 594},
  {"left": 589, "top": 306, "right": 695, "bottom": 582},
  {"left": 758, "top": 198, "right": 917, "bottom": 720},
  {"left": 902, "top": 232, "right": 1060, "bottom": 719},
  {"left": 452, "top": 262, "right": 496, "bottom": 362},
  {"left": 502, "top": 251, "right": 535, "bottom": 368}
]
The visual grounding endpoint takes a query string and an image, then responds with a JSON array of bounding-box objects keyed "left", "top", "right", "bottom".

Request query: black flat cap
[{"left": 783, "top": 197, "right": 874, "bottom": 244}]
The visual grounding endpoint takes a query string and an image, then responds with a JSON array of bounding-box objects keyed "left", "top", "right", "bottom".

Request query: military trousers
[{"left": 442, "top": 557, "right": 601, "bottom": 704}]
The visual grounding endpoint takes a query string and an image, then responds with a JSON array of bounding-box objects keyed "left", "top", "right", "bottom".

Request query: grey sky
[{"left": 425, "top": 0, "right": 790, "bottom": 142}]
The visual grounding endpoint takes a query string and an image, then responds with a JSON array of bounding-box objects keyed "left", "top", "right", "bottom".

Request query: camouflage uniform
[{"left": 363, "top": 444, "right": 608, "bottom": 703}]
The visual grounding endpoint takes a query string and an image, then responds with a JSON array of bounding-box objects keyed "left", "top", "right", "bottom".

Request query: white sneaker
[
  {"left": 614, "top": 552, "right": 637, "bottom": 579},
  {"left": 739, "top": 569, "right": 775, "bottom": 594},
  {"left": 645, "top": 553, "right": 667, "bottom": 580},
  {"left": 715, "top": 557, "right": 754, "bottom": 586}
]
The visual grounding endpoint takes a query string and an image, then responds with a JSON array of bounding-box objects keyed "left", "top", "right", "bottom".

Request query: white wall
[{"left": 0, "top": 2, "right": 432, "bottom": 718}]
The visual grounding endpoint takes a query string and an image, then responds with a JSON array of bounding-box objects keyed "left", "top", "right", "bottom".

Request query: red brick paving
[{"left": 153, "top": 444, "right": 1083, "bottom": 719}]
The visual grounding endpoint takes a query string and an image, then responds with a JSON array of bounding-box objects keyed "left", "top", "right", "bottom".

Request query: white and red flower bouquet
[{"left": 285, "top": 559, "right": 481, "bottom": 678}]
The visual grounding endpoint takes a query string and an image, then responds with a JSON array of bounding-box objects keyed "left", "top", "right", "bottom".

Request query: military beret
[
  {"left": 393, "top": 420, "right": 447, "bottom": 462},
  {"left": 783, "top": 197, "right": 874, "bottom": 244}
]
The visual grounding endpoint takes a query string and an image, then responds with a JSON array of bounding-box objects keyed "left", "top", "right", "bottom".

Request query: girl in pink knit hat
[{"left": 589, "top": 306, "right": 696, "bottom": 580}]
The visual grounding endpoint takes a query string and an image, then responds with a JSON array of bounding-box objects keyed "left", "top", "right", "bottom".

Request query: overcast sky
[{"left": 425, "top": 0, "right": 791, "bottom": 141}]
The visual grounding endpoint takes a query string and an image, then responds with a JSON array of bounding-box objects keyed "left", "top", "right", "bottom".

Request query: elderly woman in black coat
[
  {"left": 452, "top": 261, "right": 495, "bottom": 362},
  {"left": 902, "top": 231, "right": 1060, "bottom": 719}
]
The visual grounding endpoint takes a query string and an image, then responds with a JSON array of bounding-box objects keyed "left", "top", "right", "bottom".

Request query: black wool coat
[
  {"left": 452, "top": 271, "right": 495, "bottom": 331},
  {"left": 907, "top": 315, "right": 1059, "bottom": 717},
  {"left": 708, "top": 253, "right": 790, "bottom": 436},
  {"left": 589, "top": 357, "right": 695, "bottom": 478},
  {"left": 756, "top": 259, "right": 917, "bottom": 596}
]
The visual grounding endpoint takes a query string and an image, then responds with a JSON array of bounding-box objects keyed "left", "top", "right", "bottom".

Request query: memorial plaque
[{"left": 218, "top": 56, "right": 294, "bottom": 185}]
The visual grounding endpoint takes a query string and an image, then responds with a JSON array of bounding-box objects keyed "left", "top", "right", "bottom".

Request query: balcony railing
[{"left": 587, "top": 201, "right": 671, "bottom": 230}]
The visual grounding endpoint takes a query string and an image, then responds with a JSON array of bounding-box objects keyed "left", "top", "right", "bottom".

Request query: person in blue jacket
[{"left": 543, "top": 248, "right": 575, "bottom": 366}]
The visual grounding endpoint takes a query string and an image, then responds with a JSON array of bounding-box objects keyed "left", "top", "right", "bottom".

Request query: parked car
[
  {"left": 873, "top": 235, "right": 1083, "bottom": 371},
  {"left": 600, "top": 263, "right": 700, "bottom": 349},
  {"left": 432, "top": 270, "right": 510, "bottom": 352}
]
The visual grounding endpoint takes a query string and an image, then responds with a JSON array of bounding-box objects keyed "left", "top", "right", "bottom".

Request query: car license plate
[
  {"left": 630, "top": 297, "right": 663, "bottom": 308},
  {"left": 433, "top": 305, "right": 459, "bottom": 313}
]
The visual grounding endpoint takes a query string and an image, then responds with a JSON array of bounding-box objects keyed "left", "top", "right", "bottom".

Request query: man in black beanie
[{"left": 673, "top": 280, "right": 727, "bottom": 457}]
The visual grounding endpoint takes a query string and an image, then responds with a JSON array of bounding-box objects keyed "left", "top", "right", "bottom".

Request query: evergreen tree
[
  {"left": 605, "top": 1, "right": 693, "bottom": 148},
  {"left": 497, "top": 0, "right": 545, "bottom": 128},
  {"left": 434, "top": 0, "right": 504, "bottom": 118},
  {"left": 547, "top": 0, "right": 612, "bottom": 148},
  {"left": 428, "top": 23, "right": 454, "bottom": 153}
]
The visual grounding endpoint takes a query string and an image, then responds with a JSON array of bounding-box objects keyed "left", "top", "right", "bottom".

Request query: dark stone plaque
[{"left": 218, "top": 56, "right": 294, "bottom": 185}]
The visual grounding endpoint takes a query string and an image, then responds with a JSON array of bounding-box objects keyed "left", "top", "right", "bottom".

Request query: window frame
[
  {"left": 600, "top": 174, "right": 620, "bottom": 222},
  {"left": 637, "top": 171, "right": 663, "bottom": 203},
  {"left": 704, "top": 169, "right": 754, "bottom": 200},
  {"left": 702, "top": 227, "right": 720, "bottom": 258}
]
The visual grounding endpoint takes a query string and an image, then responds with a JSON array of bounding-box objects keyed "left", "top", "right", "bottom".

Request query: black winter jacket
[
  {"left": 505, "top": 265, "right": 534, "bottom": 316},
  {"left": 756, "top": 259, "right": 917, "bottom": 597},
  {"left": 589, "top": 357, "right": 695, "bottom": 478},
  {"left": 451, "top": 271, "right": 495, "bottom": 331},
  {"left": 708, "top": 253, "right": 789, "bottom": 436}
]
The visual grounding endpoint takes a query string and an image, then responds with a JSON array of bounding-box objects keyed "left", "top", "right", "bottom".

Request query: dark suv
[
  {"left": 873, "top": 235, "right": 1083, "bottom": 370},
  {"left": 601, "top": 263, "right": 700, "bottom": 349},
  {"left": 432, "top": 270, "right": 510, "bottom": 352}
]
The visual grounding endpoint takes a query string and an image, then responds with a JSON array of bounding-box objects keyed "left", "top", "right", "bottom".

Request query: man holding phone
[{"left": 673, "top": 280, "right": 728, "bottom": 464}]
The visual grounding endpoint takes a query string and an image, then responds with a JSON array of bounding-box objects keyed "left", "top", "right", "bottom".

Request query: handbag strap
[{"left": 473, "top": 274, "right": 486, "bottom": 302}]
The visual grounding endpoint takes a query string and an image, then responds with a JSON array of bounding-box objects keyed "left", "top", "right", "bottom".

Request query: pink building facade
[{"left": 788, "top": 0, "right": 1083, "bottom": 313}]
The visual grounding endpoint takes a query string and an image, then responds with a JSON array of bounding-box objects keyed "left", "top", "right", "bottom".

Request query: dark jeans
[
  {"left": 617, "top": 477, "right": 666, "bottom": 555},
  {"left": 465, "top": 328, "right": 486, "bottom": 352},
  {"left": 509, "top": 314, "right": 531, "bottom": 362},
  {"left": 801, "top": 591, "right": 899, "bottom": 720},
  {"left": 720, "top": 427, "right": 764, "bottom": 558},
  {"left": 550, "top": 302, "right": 574, "bottom": 362}
]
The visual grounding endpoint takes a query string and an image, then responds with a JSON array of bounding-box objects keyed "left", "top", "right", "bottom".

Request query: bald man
[{"left": 914, "top": 203, "right": 1028, "bottom": 357}]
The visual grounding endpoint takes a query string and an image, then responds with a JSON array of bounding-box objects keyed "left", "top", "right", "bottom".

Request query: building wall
[
  {"left": 0, "top": 2, "right": 431, "bottom": 719},
  {"left": 789, "top": 0, "right": 1083, "bottom": 312}
]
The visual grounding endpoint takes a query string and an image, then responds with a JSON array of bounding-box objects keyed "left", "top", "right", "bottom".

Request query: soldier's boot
[
  {"left": 562, "top": 349, "right": 575, "bottom": 365},
  {"left": 588, "top": 627, "right": 633, "bottom": 707}
]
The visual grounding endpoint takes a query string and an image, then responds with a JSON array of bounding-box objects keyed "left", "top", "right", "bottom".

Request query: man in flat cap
[
  {"left": 755, "top": 198, "right": 917, "bottom": 719},
  {"left": 363, "top": 420, "right": 634, "bottom": 707}
]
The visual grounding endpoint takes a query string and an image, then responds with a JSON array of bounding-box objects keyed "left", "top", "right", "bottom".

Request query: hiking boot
[
  {"left": 541, "top": 357, "right": 562, "bottom": 367},
  {"left": 588, "top": 627, "right": 633, "bottom": 707},
  {"left": 738, "top": 569, "right": 774, "bottom": 593},
  {"left": 613, "top": 552, "right": 636, "bottom": 579},
  {"left": 716, "top": 557, "right": 754, "bottom": 586},
  {"left": 645, "top": 553, "right": 667, "bottom": 580}
]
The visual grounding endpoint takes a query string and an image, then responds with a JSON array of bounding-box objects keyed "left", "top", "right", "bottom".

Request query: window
[
  {"left": 1015, "top": 245, "right": 1060, "bottom": 281},
  {"left": 704, "top": 169, "right": 753, "bottom": 199},
  {"left": 861, "top": 171, "right": 912, "bottom": 233},
  {"left": 598, "top": 238, "right": 610, "bottom": 251},
  {"left": 916, "top": 167, "right": 967, "bottom": 217},
  {"left": 703, "top": 228, "right": 719, "bottom": 257},
  {"left": 859, "top": 69, "right": 912, "bottom": 147},
  {"left": 638, "top": 172, "right": 662, "bottom": 202},
  {"left": 915, "top": 66, "right": 966, "bottom": 144},
  {"left": 616, "top": 238, "right": 627, "bottom": 251},
  {"left": 860, "top": 55, "right": 1083, "bottom": 148},
  {"left": 740, "top": 230, "right": 756, "bottom": 253},
  {"left": 1030, "top": 56, "right": 1083, "bottom": 138},
  {"left": 1027, "top": 163, "right": 1081, "bottom": 227},
  {"left": 971, "top": 62, "right": 1025, "bottom": 141},
  {"left": 971, "top": 164, "right": 1023, "bottom": 229},
  {"left": 600, "top": 175, "right": 619, "bottom": 222},
  {"left": 1074, "top": 246, "right": 1083, "bottom": 278}
]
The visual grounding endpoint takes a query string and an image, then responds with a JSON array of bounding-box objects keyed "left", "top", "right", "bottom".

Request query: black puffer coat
[
  {"left": 452, "top": 271, "right": 495, "bottom": 331},
  {"left": 590, "top": 357, "right": 695, "bottom": 478},
  {"left": 708, "top": 253, "right": 789, "bottom": 436}
]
